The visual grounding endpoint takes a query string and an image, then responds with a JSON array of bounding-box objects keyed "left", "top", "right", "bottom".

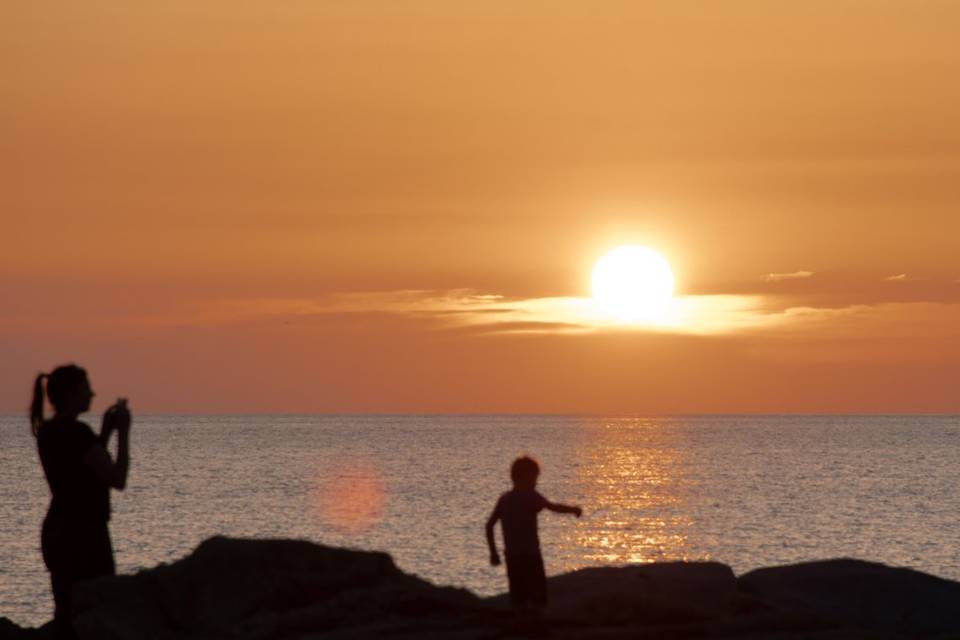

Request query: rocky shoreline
[{"left": 3, "top": 536, "right": 959, "bottom": 639}]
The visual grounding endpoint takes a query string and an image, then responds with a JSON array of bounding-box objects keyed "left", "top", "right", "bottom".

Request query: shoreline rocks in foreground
[{"left": 3, "top": 537, "right": 959, "bottom": 639}]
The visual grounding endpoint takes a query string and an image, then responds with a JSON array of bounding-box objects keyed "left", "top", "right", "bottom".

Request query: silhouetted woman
[{"left": 31, "top": 365, "right": 130, "bottom": 638}]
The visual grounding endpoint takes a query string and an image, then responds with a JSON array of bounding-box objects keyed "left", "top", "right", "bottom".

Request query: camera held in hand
[{"left": 104, "top": 398, "right": 131, "bottom": 434}]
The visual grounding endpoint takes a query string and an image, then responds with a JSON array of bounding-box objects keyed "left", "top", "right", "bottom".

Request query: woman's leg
[
  {"left": 49, "top": 571, "right": 79, "bottom": 640},
  {"left": 42, "top": 518, "right": 115, "bottom": 638}
]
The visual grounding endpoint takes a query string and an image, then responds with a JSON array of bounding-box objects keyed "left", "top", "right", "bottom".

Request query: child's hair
[
  {"left": 30, "top": 364, "right": 89, "bottom": 436},
  {"left": 510, "top": 456, "right": 540, "bottom": 484}
]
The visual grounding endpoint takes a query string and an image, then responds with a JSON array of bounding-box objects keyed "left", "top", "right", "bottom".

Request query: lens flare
[{"left": 312, "top": 462, "right": 387, "bottom": 533}]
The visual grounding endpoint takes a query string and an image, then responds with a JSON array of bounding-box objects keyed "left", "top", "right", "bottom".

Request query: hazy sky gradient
[{"left": 3, "top": 1, "right": 958, "bottom": 412}]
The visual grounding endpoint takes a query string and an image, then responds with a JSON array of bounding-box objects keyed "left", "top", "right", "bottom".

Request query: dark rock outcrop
[
  {"left": 739, "top": 558, "right": 960, "bottom": 637},
  {"left": 494, "top": 561, "right": 741, "bottom": 624},
  {"left": 3, "top": 538, "right": 959, "bottom": 639},
  {"left": 71, "top": 537, "right": 486, "bottom": 640},
  {"left": 0, "top": 618, "right": 33, "bottom": 640}
]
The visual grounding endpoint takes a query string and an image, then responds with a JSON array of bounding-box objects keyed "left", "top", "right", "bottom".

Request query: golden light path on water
[{"left": 557, "top": 418, "right": 696, "bottom": 567}]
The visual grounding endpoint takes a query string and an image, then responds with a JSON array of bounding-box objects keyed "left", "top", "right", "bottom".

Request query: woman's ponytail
[{"left": 30, "top": 373, "right": 47, "bottom": 436}]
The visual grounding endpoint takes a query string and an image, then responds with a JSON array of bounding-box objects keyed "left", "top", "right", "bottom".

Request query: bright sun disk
[{"left": 592, "top": 245, "right": 675, "bottom": 323}]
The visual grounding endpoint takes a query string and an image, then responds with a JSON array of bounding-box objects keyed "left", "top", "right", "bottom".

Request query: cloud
[
  {"left": 24, "top": 286, "right": 960, "bottom": 343},
  {"left": 885, "top": 274, "right": 908, "bottom": 282},
  {"left": 231, "top": 292, "right": 960, "bottom": 342},
  {"left": 765, "top": 270, "right": 813, "bottom": 282},
  {"left": 168, "top": 291, "right": 789, "bottom": 336}
]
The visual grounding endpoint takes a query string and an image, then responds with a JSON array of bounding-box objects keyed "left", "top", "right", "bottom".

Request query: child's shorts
[{"left": 505, "top": 553, "right": 547, "bottom": 607}]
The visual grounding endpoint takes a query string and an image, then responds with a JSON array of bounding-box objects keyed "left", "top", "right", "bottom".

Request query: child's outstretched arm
[
  {"left": 485, "top": 508, "right": 502, "bottom": 566},
  {"left": 545, "top": 501, "right": 583, "bottom": 518}
]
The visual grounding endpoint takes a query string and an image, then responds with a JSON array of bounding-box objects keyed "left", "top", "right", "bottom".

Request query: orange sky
[{"left": 3, "top": 2, "right": 959, "bottom": 413}]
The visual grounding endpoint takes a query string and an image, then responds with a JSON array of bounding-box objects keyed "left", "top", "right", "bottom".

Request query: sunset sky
[{"left": 3, "top": 1, "right": 959, "bottom": 413}]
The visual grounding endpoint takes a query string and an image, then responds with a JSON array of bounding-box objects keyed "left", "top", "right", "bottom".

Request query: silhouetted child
[{"left": 486, "top": 456, "right": 582, "bottom": 610}]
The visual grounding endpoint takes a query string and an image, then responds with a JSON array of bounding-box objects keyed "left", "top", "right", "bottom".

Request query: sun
[{"left": 591, "top": 245, "right": 675, "bottom": 323}]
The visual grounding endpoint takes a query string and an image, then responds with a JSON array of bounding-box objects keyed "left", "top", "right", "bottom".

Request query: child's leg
[
  {"left": 506, "top": 554, "right": 546, "bottom": 610},
  {"left": 529, "top": 554, "right": 547, "bottom": 609},
  {"left": 505, "top": 554, "right": 526, "bottom": 608}
]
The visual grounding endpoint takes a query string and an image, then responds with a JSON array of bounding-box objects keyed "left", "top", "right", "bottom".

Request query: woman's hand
[
  {"left": 102, "top": 399, "right": 131, "bottom": 436},
  {"left": 111, "top": 399, "right": 131, "bottom": 435},
  {"left": 89, "top": 398, "right": 131, "bottom": 490},
  {"left": 101, "top": 405, "right": 118, "bottom": 437}
]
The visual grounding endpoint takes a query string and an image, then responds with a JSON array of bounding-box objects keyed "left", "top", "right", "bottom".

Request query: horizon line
[{"left": 2, "top": 411, "right": 958, "bottom": 418}]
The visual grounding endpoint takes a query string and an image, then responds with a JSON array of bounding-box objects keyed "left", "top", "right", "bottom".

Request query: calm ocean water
[{"left": 2, "top": 414, "right": 959, "bottom": 626}]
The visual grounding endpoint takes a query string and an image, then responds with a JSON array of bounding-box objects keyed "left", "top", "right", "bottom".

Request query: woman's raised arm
[{"left": 84, "top": 401, "right": 131, "bottom": 490}]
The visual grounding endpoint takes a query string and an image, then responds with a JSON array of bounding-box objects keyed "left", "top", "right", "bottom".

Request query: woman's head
[{"left": 30, "top": 364, "right": 93, "bottom": 434}]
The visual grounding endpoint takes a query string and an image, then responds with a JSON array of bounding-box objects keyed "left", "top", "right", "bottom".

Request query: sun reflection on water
[{"left": 555, "top": 418, "right": 701, "bottom": 570}]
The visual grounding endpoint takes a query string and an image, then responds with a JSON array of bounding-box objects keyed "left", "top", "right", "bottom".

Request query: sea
[{"left": 2, "top": 414, "right": 959, "bottom": 627}]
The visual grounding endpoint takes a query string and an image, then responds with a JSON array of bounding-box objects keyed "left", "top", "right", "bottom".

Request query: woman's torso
[{"left": 37, "top": 417, "right": 110, "bottom": 523}]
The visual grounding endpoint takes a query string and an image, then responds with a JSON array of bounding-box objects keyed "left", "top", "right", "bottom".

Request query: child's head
[{"left": 510, "top": 456, "right": 540, "bottom": 490}]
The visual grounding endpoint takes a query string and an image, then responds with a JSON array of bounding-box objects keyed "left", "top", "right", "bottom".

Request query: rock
[
  {"left": 534, "top": 563, "right": 863, "bottom": 639},
  {"left": 71, "top": 537, "right": 488, "bottom": 640},
  {"left": 5, "top": 539, "right": 957, "bottom": 639},
  {"left": 0, "top": 618, "right": 25, "bottom": 640},
  {"left": 0, "top": 618, "right": 53, "bottom": 640},
  {"left": 739, "top": 559, "right": 960, "bottom": 637},
  {"left": 490, "top": 562, "right": 740, "bottom": 624}
]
